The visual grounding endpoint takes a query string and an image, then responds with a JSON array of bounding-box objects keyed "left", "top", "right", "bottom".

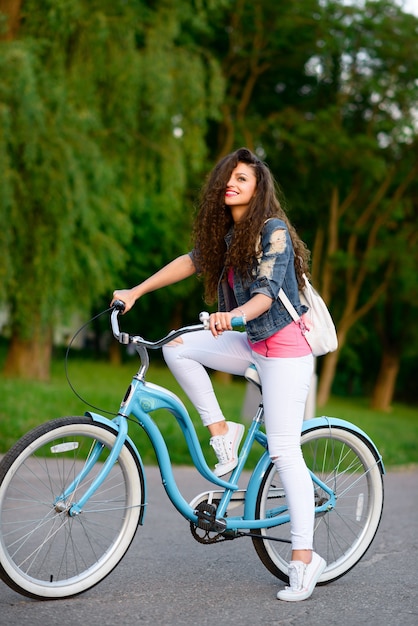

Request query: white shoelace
[
  {"left": 287, "top": 562, "right": 306, "bottom": 591},
  {"left": 210, "top": 436, "right": 230, "bottom": 463}
]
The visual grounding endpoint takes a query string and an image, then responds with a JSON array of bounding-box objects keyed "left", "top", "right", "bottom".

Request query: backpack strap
[{"left": 277, "top": 288, "right": 300, "bottom": 322}]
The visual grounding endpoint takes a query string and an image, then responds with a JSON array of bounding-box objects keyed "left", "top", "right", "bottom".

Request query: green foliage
[
  {"left": 0, "top": 0, "right": 225, "bottom": 345},
  {"left": 0, "top": 37, "right": 130, "bottom": 336}
]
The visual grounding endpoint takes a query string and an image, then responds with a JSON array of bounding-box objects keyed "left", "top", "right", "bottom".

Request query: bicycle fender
[
  {"left": 85, "top": 411, "right": 147, "bottom": 524},
  {"left": 303, "top": 416, "right": 385, "bottom": 473},
  {"left": 244, "top": 415, "right": 385, "bottom": 521}
]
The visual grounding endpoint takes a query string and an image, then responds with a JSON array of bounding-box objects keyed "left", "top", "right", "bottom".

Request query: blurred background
[{"left": 1, "top": 0, "right": 417, "bottom": 423}]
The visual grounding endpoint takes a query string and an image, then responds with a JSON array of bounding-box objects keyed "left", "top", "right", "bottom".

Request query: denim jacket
[{"left": 216, "top": 217, "right": 307, "bottom": 343}]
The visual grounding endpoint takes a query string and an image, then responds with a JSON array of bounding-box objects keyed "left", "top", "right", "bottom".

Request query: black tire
[
  {"left": 0, "top": 416, "right": 144, "bottom": 599},
  {"left": 252, "top": 425, "right": 384, "bottom": 584}
]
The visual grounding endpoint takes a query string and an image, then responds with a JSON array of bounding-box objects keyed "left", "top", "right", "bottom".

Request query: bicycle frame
[
  {"left": 64, "top": 374, "right": 384, "bottom": 532},
  {"left": 60, "top": 306, "right": 384, "bottom": 531}
]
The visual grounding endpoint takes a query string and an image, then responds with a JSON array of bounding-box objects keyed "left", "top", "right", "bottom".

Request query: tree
[
  {"left": 0, "top": 0, "right": 21, "bottom": 40},
  {"left": 0, "top": 0, "right": 225, "bottom": 377},
  {"left": 370, "top": 177, "right": 418, "bottom": 410},
  {"left": 110, "top": 0, "right": 226, "bottom": 337},
  {"left": 0, "top": 1, "right": 133, "bottom": 378},
  {"left": 202, "top": 0, "right": 322, "bottom": 158},
  {"left": 202, "top": 0, "right": 418, "bottom": 406},
  {"left": 294, "top": 0, "right": 418, "bottom": 406}
]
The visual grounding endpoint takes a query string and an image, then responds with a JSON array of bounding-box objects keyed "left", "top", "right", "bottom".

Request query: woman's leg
[
  {"left": 253, "top": 353, "right": 327, "bottom": 601},
  {"left": 163, "top": 330, "right": 252, "bottom": 476},
  {"left": 162, "top": 329, "right": 252, "bottom": 427},
  {"left": 252, "top": 353, "right": 314, "bottom": 554}
]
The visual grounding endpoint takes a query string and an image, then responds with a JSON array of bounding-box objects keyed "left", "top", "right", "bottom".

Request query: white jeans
[{"left": 163, "top": 330, "right": 314, "bottom": 550}]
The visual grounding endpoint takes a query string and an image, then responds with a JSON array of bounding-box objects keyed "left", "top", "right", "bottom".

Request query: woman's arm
[
  {"left": 230, "top": 294, "right": 273, "bottom": 322},
  {"left": 111, "top": 254, "right": 196, "bottom": 313}
]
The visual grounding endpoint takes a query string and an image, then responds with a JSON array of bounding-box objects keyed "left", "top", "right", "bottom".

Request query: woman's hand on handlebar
[
  {"left": 110, "top": 289, "right": 137, "bottom": 314},
  {"left": 209, "top": 311, "right": 237, "bottom": 337}
]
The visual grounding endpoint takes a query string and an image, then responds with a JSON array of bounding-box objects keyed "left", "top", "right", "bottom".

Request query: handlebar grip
[
  {"left": 112, "top": 300, "right": 126, "bottom": 312},
  {"left": 199, "top": 312, "right": 245, "bottom": 330}
]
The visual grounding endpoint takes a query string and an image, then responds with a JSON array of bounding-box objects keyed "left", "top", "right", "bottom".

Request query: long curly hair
[{"left": 192, "top": 148, "right": 310, "bottom": 304}]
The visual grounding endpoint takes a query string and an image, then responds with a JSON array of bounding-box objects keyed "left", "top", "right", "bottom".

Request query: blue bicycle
[{"left": 0, "top": 304, "right": 384, "bottom": 599}]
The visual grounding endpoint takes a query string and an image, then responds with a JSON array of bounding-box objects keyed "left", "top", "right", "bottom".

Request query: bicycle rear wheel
[
  {"left": 0, "top": 416, "right": 144, "bottom": 599},
  {"left": 252, "top": 425, "right": 384, "bottom": 584}
]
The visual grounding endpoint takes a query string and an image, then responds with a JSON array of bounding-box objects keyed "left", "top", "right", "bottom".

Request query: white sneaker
[
  {"left": 277, "top": 552, "right": 326, "bottom": 602},
  {"left": 210, "top": 421, "right": 245, "bottom": 477}
]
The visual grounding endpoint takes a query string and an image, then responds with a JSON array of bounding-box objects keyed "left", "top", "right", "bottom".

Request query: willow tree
[
  {"left": 0, "top": 1, "right": 132, "bottom": 379},
  {"left": 0, "top": 0, "right": 224, "bottom": 378}
]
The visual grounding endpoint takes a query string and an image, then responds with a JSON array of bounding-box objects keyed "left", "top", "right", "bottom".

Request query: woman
[{"left": 111, "top": 147, "right": 326, "bottom": 601}]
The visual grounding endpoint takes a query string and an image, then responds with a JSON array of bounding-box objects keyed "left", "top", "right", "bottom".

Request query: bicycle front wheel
[
  {"left": 0, "top": 416, "right": 144, "bottom": 599},
  {"left": 252, "top": 424, "right": 384, "bottom": 584}
]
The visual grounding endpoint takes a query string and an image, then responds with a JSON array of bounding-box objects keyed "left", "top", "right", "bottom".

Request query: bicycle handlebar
[{"left": 110, "top": 302, "right": 245, "bottom": 349}]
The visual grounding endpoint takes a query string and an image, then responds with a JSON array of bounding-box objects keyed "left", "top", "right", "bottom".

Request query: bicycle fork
[{"left": 53, "top": 416, "right": 129, "bottom": 517}]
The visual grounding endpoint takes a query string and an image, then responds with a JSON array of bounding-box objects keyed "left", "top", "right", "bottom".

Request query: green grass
[{"left": 0, "top": 355, "right": 417, "bottom": 469}]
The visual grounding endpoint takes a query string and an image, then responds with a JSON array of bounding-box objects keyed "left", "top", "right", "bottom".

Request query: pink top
[
  {"left": 227, "top": 267, "right": 311, "bottom": 358},
  {"left": 250, "top": 321, "right": 312, "bottom": 358}
]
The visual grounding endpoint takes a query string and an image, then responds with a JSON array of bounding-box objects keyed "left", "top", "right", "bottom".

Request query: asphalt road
[{"left": 0, "top": 466, "right": 417, "bottom": 626}]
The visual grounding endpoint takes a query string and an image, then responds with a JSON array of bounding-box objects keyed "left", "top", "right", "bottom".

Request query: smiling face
[{"left": 224, "top": 162, "right": 257, "bottom": 222}]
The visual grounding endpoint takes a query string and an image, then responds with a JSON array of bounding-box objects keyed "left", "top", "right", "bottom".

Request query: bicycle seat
[{"left": 244, "top": 364, "right": 261, "bottom": 390}]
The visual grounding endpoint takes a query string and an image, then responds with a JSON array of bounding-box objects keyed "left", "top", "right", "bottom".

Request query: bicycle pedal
[{"left": 194, "top": 501, "right": 216, "bottom": 530}]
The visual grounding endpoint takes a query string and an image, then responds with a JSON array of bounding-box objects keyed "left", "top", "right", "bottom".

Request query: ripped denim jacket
[{"left": 218, "top": 218, "right": 307, "bottom": 343}]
